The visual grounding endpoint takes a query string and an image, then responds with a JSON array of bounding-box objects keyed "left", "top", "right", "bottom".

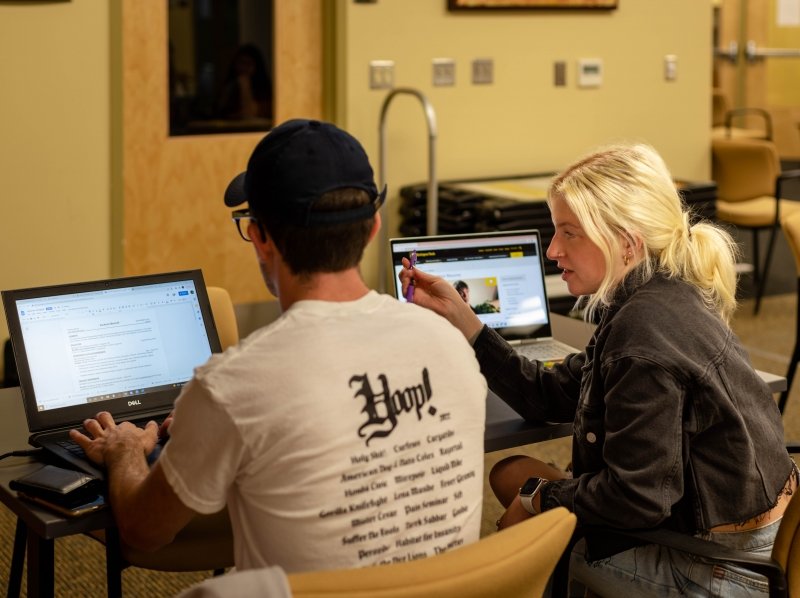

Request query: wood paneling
[{"left": 121, "top": 0, "right": 323, "bottom": 303}]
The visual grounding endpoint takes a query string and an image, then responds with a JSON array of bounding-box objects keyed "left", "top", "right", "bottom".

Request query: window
[{"left": 168, "top": 0, "right": 274, "bottom": 136}]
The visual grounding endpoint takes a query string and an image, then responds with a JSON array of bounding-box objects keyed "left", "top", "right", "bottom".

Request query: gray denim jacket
[{"left": 474, "top": 271, "right": 792, "bottom": 552}]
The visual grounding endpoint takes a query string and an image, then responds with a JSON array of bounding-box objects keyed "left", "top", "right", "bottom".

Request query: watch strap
[
  {"left": 519, "top": 478, "right": 548, "bottom": 515},
  {"left": 520, "top": 492, "right": 537, "bottom": 515}
]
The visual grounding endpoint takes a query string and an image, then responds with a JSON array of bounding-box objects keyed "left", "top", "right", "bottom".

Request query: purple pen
[{"left": 405, "top": 250, "right": 417, "bottom": 302}]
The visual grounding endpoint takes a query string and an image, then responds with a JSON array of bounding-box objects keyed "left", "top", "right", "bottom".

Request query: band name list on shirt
[
  {"left": 320, "top": 429, "right": 475, "bottom": 565},
  {"left": 313, "top": 366, "right": 477, "bottom": 564}
]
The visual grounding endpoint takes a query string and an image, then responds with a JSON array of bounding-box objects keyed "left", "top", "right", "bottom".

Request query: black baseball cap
[{"left": 224, "top": 119, "right": 386, "bottom": 227}]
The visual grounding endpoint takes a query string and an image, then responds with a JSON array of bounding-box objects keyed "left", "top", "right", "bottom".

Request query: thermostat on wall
[{"left": 577, "top": 58, "right": 603, "bottom": 88}]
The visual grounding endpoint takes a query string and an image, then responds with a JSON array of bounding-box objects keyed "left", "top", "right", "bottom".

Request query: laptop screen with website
[{"left": 389, "top": 230, "right": 554, "bottom": 341}]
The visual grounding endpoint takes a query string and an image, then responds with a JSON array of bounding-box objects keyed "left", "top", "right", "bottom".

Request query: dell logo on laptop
[{"left": 128, "top": 399, "right": 142, "bottom": 406}]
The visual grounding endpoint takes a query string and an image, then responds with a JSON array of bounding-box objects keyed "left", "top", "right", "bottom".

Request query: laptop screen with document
[{"left": 2, "top": 270, "right": 221, "bottom": 435}]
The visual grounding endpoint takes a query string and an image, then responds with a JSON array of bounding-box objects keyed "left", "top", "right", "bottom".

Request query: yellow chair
[
  {"left": 178, "top": 507, "right": 577, "bottom": 598},
  {"left": 712, "top": 106, "right": 773, "bottom": 141},
  {"left": 711, "top": 90, "right": 772, "bottom": 140},
  {"left": 711, "top": 137, "right": 800, "bottom": 313},
  {"left": 206, "top": 286, "right": 239, "bottom": 350}
]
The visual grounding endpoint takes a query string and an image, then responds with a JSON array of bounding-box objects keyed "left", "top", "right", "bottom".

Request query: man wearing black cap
[{"left": 72, "top": 119, "right": 487, "bottom": 574}]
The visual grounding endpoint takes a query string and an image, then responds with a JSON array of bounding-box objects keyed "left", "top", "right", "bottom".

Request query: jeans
[{"left": 569, "top": 518, "right": 780, "bottom": 597}]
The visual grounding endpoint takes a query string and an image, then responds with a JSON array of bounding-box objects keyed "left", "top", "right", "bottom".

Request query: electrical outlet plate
[
  {"left": 369, "top": 60, "right": 394, "bottom": 90},
  {"left": 472, "top": 58, "right": 493, "bottom": 85},
  {"left": 433, "top": 58, "right": 456, "bottom": 87},
  {"left": 664, "top": 54, "right": 677, "bottom": 81}
]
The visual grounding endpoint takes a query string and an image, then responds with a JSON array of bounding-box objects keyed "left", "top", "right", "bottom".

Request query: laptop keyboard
[
  {"left": 56, "top": 438, "right": 86, "bottom": 457},
  {"left": 55, "top": 418, "right": 167, "bottom": 460},
  {"left": 514, "top": 340, "right": 573, "bottom": 362}
]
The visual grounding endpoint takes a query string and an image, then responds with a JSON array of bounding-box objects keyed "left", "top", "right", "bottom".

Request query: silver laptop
[
  {"left": 2, "top": 270, "right": 222, "bottom": 479},
  {"left": 389, "top": 230, "right": 579, "bottom": 363}
]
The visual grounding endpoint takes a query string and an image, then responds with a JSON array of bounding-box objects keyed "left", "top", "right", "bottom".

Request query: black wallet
[{"left": 10, "top": 465, "right": 102, "bottom": 508}]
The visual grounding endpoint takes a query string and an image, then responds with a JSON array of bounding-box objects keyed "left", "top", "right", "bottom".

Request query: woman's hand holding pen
[{"left": 399, "top": 257, "right": 484, "bottom": 343}]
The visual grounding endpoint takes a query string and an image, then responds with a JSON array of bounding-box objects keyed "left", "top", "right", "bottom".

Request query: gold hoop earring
[{"left": 623, "top": 253, "right": 630, "bottom": 266}]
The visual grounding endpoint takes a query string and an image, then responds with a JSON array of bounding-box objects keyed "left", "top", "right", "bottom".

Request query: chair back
[
  {"left": 207, "top": 286, "right": 239, "bottom": 350},
  {"left": 722, "top": 107, "right": 773, "bottom": 141},
  {"left": 771, "top": 490, "right": 800, "bottom": 596},
  {"left": 712, "top": 137, "right": 781, "bottom": 202},
  {"left": 782, "top": 211, "right": 800, "bottom": 278},
  {"left": 288, "top": 507, "right": 577, "bottom": 598}
]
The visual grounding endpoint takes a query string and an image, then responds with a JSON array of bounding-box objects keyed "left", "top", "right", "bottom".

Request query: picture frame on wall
[{"left": 447, "top": 0, "right": 617, "bottom": 9}]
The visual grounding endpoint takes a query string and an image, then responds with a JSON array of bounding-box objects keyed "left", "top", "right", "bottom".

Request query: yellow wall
[
  {"left": 0, "top": 1, "right": 111, "bottom": 367},
  {"left": 0, "top": 0, "right": 712, "bottom": 377},
  {"left": 336, "top": 0, "right": 712, "bottom": 289}
]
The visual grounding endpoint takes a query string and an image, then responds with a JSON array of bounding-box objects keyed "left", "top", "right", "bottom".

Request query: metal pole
[{"left": 377, "top": 88, "right": 437, "bottom": 293}]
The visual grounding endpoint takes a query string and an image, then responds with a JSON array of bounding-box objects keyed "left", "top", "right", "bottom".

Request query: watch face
[{"left": 521, "top": 477, "right": 544, "bottom": 495}]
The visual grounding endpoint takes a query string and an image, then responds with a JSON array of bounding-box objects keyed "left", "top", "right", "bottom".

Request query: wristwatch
[{"left": 519, "top": 477, "right": 548, "bottom": 515}]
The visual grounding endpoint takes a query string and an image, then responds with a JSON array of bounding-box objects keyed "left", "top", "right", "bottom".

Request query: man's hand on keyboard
[
  {"left": 69, "top": 411, "right": 160, "bottom": 466},
  {"left": 158, "top": 410, "right": 174, "bottom": 443}
]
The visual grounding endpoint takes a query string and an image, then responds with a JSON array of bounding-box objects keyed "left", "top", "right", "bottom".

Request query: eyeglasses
[{"left": 231, "top": 209, "right": 262, "bottom": 242}]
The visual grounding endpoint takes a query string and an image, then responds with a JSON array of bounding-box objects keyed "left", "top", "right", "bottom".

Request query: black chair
[{"left": 780, "top": 211, "right": 800, "bottom": 415}]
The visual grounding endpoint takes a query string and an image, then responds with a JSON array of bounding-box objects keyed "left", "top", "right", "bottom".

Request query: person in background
[
  {"left": 454, "top": 280, "right": 498, "bottom": 314},
  {"left": 454, "top": 280, "right": 471, "bottom": 304},
  {"left": 215, "top": 43, "right": 272, "bottom": 120},
  {"left": 400, "top": 142, "right": 796, "bottom": 597},
  {"left": 72, "top": 119, "right": 487, "bottom": 574}
]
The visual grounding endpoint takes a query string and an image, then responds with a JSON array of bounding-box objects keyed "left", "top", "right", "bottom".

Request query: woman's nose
[{"left": 546, "top": 239, "right": 558, "bottom": 260}]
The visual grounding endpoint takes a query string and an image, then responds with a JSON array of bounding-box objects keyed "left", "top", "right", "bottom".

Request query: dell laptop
[{"left": 2, "top": 270, "right": 222, "bottom": 479}]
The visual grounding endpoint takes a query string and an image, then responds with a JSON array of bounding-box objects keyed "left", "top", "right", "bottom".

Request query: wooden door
[
  {"left": 119, "top": 0, "right": 324, "bottom": 303},
  {"left": 714, "top": 0, "right": 800, "bottom": 159}
]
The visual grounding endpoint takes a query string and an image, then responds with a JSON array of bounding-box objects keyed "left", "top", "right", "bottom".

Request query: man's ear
[
  {"left": 367, "top": 212, "right": 382, "bottom": 244},
  {"left": 248, "top": 221, "right": 271, "bottom": 263}
]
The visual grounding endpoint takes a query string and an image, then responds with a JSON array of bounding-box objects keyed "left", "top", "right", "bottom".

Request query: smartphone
[{"left": 18, "top": 491, "right": 107, "bottom": 518}]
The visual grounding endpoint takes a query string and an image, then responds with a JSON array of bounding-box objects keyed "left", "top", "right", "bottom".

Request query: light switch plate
[
  {"left": 472, "top": 58, "right": 493, "bottom": 85},
  {"left": 577, "top": 58, "right": 603, "bottom": 88},
  {"left": 369, "top": 60, "right": 394, "bottom": 90},
  {"left": 664, "top": 54, "right": 677, "bottom": 81},
  {"left": 433, "top": 58, "right": 456, "bottom": 86}
]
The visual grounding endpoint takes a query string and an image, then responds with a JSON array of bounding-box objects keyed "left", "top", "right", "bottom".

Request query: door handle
[
  {"left": 714, "top": 40, "right": 739, "bottom": 63},
  {"left": 746, "top": 40, "right": 800, "bottom": 61}
]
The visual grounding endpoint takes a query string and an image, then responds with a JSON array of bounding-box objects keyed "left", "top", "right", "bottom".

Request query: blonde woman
[{"left": 400, "top": 143, "right": 796, "bottom": 597}]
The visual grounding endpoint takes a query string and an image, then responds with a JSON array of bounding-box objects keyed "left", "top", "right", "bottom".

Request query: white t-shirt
[{"left": 159, "top": 291, "right": 487, "bottom": 573}]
